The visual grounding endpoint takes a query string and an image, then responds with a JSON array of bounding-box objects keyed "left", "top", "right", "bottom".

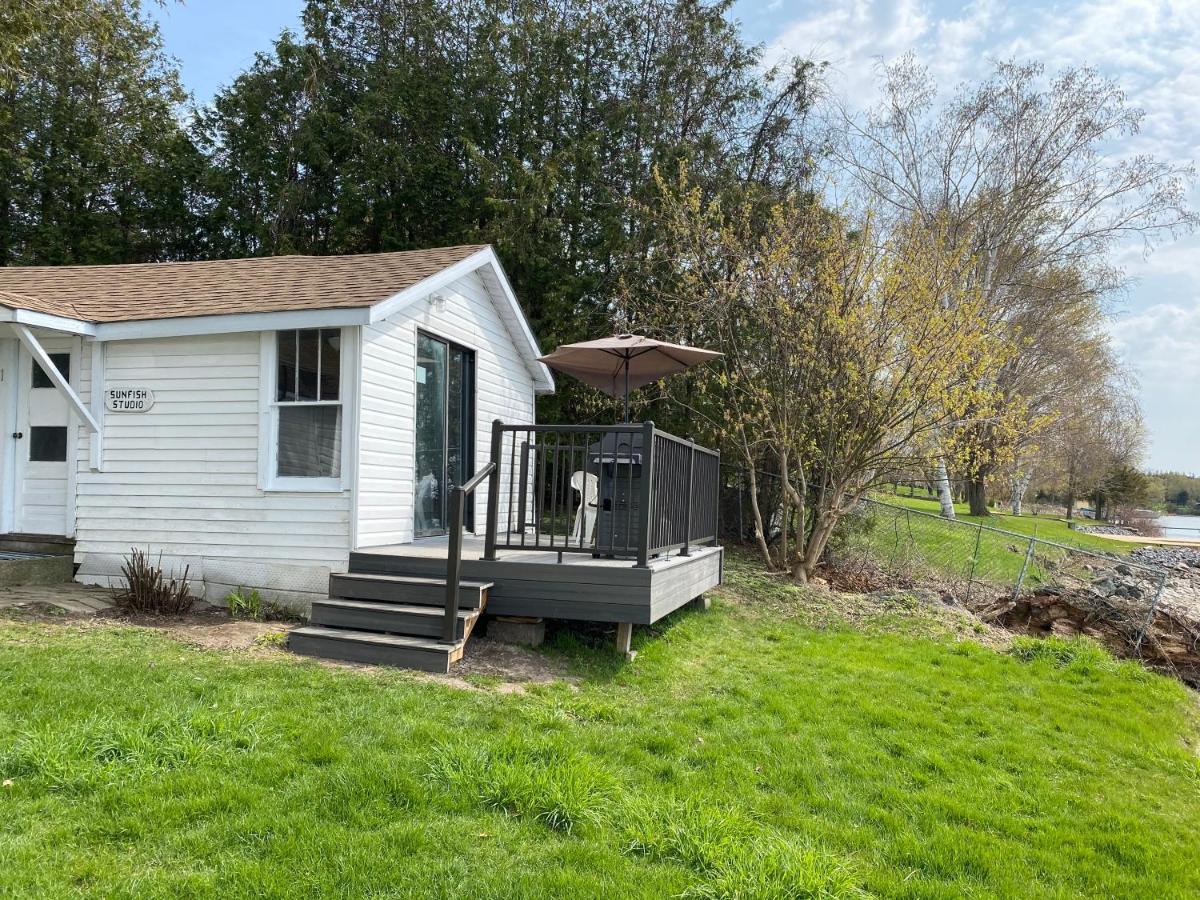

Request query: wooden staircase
[{"left": 290, "top": 570, "right": 491, "bottom": 673}]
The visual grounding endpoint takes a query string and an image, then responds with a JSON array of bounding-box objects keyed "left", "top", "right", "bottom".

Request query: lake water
[{"left": 1159, "top": 514, "right": 1200, "bottom": 536}]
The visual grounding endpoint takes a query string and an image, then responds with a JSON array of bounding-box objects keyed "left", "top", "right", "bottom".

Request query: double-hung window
[{"left": 266, "top": 328, "right": 346, "bottom": 490}]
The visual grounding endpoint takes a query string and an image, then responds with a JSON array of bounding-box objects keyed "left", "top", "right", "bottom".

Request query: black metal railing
[
  {"left": 480, "top": 420, "right": 720, "bottom": 568},
  {"left": 442, "top": 461, "right": 496, "bottom": 643}
]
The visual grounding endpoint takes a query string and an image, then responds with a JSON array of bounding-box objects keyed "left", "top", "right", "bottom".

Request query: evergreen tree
[{"left": 0, "top": 0, "right": 203, "bottom": 265}]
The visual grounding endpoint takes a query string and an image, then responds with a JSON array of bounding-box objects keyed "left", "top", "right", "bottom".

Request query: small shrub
[
  {"left": 227, "top": 587, "right": 264, "bottom": 620},
  {"left": 253, "top": 631, "right": 287, "bottom": 649},
  {"left": 111, "top": 548, "right": 194, "bottom": 615}
]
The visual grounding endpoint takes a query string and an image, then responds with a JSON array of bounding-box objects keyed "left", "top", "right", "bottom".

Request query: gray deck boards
[{"left": 351, "top": 536, "right": 723, "bottom": 624}]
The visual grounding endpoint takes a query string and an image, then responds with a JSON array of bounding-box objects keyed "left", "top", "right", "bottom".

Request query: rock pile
[
  {"left": 1074, "top": 523, "right": 1138, "bottom": 536},
  {"left": 1129, "top": 546, "right": 1200, "bottom": 574}
]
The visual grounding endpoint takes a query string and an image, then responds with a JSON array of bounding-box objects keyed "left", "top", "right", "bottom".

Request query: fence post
[
  {"left": 1133, "top": 572, "right": 1169, "bottom": 654},
  {"left": 1013, "top": 537, "right": 1036, "bottom": 600},
  {"left": 965, "top": 522, "right": 983, "bottom": 602}
]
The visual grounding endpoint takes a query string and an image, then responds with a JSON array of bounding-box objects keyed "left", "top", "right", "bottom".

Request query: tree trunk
[
  {"left": 934, "top": 460, "right": 956, "bottom": 519},
  {"left": 1010, "top": 472, "right": 1032, "bottom": 516},
  {"left": 744, "top": 465, "right": 773, "bottom": 569},
  {"left": 793, "top": 507, "right": 841, "bottom": 582},
  {"left": 966, "top": 478, "right": 989, "bottom": 517}
]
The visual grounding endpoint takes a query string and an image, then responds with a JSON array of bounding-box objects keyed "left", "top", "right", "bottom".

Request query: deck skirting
[{"left": 350, "top": 541, "right": 723, "bottom": 624}]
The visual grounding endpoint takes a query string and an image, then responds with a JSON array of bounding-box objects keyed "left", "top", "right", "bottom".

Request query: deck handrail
[
  {"left": 442, "top": 461, "right": 497, "bottom": 643},
  {"left": 481, "top": 420, "right": 720, "bottom": 567}
]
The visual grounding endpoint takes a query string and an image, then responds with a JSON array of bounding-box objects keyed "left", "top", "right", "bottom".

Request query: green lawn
[
  {"left": 848, "top": 494, "right": 1145, "bottom": 593},
  {"left": 2, "top": 560, "right": 1199, "bottom": 898},
  {"left": 880, "top": 493, "right": 1131, "bottom": 555}
]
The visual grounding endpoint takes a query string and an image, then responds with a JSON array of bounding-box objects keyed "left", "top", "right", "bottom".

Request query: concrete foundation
[
  {"left": 0, "top": 554, "right": 73, "bottom": 588},
  {"left": 487, "top": 615, "right": 546, "bottom": 647}
]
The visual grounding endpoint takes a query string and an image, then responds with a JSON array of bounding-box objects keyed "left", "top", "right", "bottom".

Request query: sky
[{"left": 149, "top": 0, "right": 1200, "bottom": 474}]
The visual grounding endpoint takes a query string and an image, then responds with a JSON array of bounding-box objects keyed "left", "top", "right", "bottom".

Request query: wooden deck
[{"left": 351, "top": 536, "right": 723, "bottom": 625}]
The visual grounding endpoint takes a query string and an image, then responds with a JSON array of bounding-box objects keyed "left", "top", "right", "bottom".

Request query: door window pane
[
  {"left": 32, "top": 353, "right": 70, "bottom": 389},
  {"left": 29, "top": 426, "right": 67, "bottom": 462},
  {"left": 415, "top": 334, "right": 447, "bottom": 536},
  {"left": 414, "top": 333, "right": 475, "bottom": 537},
  {"left": 277, "top": 406, "right": 341, "bottom": 477}
]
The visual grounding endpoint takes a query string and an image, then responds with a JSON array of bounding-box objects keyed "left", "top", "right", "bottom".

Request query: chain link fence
[
  {"left": 835, "top": 498, "right": 1171, "bottom": 650},
  {"left": 717, "top": 467, "right": 1180, "bottom": 658}
]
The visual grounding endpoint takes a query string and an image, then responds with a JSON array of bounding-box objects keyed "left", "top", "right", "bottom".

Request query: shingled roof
[{"left": 0, "top": 245, "right": 487, "bottom": 323}]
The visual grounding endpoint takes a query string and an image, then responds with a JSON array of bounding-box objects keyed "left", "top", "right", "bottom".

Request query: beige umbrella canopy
[{"left": 538, "top": 333, "right": 722, "bottom": 421}]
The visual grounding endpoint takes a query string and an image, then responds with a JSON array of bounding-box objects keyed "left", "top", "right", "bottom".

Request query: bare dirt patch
[
  {"left": 95, "top": 605, "right": 293, "bottom": 653},
  {"left": 452, "top": 635, "right": 576, "bottom": 686}
]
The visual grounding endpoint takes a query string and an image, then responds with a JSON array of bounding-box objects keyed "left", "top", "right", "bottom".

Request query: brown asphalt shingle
[{"left": 0, "top": 246, "right": 487, "bottom": 324}]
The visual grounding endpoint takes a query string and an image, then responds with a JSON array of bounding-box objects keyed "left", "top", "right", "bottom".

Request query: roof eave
[{"left": 0, "top": 306, "right": 96, "bottom": 336}]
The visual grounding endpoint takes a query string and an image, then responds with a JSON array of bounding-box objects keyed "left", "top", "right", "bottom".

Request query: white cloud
[{"left": 1108, "top": 303, "right": 1200, "bottom": 472}]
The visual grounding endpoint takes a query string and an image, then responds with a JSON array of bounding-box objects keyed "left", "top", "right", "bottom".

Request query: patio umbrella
[{"left": 538, "top": 333, "right": 722, "bottom": 421}]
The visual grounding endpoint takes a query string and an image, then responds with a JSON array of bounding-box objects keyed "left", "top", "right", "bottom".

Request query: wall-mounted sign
[{"left": 105, "top": 386, "right": 155, "bottom": 413}]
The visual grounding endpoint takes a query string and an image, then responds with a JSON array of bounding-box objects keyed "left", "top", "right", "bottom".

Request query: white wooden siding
[
  {"left": 356, "top": 270, "right": 536, "bottom": 548},
  {"left": 72, "top": 332, "right": 352, "bottom": 606}
]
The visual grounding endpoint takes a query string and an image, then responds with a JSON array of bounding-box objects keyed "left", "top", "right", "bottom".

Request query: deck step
[
  {"left": 311, "top": 598, "right": 480, "bottom": 641},
  {"left": 289, "top": 626, "right": 465, "bottom": 674},
  {"left": 329, "top": 572, "right": 491, "bottom": 608}
]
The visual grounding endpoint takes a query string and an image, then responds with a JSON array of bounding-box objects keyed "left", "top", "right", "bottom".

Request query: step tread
[
  {"left": 313, "top": 598, "right": 478, "bottom": 620},
  {"left": 337, "top": 572, "right": 494, "bottom": 590},
  {"left": 292, "top": 625, "right": 464, "bottom": 652}
]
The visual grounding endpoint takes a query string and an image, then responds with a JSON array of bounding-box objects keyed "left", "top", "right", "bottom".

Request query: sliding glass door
[{"left": 414, "top": 332, "right": 475, "bottom": 537}]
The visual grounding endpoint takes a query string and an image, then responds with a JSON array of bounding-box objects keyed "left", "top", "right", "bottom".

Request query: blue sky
[{"left": 150, "top": 0, "right": 1200, "bottom": 473}]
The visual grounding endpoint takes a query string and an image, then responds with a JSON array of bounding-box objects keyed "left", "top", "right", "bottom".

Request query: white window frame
[{"left": 258, "top": 327, "right": 356, "bottom": 492}]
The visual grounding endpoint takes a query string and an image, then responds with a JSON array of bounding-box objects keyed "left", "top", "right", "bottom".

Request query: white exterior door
[{"left": 13, "top": 341, "right": 73, "bottom": 535}]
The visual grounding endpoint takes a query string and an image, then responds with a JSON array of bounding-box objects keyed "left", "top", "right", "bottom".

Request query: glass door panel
[
  {"left": 415, "top": 334, "right": 447, "bottom": 537},
  {"left": 414, "top": 333, "right": 475, "bottom": 538}
]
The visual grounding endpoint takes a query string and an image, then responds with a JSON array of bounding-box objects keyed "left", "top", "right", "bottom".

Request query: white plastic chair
[{"left": 570, "top": 471, "right": 599, "bottom": 544}]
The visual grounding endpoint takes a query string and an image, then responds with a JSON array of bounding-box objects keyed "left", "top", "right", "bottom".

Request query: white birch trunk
[
  {"left": 1010, "top": 472, "right": 1032, "bottom": 516},
  {"left": 934, "top": 460, "right": 956, "bottom": 519}
]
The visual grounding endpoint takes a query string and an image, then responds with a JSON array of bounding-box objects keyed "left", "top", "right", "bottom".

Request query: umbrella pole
[{"left": 624, "top": 356, "right": 630, "bottom": 422}]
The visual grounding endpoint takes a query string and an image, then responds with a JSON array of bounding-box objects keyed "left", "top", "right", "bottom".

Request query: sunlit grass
[{"left": 0, "top": 555, "right": 1197, "bottom": 897}]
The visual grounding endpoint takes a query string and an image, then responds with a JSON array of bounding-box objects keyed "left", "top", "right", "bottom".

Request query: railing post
[
  {"left": 484, "top": 420, "right": 502, "bottom": 561},
  {"left": 680, "top": 438, "right": 694, "bottom": 556},
  {"left": 637, "top": 421, "right": 656, "bottom": 568},
  {"left": 516, "top": 437, "right": 530, "bottom": 545},
  {"left": 443, "top": 487, "right": 464, "bottom": 643}
]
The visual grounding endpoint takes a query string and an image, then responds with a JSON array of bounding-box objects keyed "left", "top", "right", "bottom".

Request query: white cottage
[{"left": 0, "top": 245, "right": 553, "bottom": 608}]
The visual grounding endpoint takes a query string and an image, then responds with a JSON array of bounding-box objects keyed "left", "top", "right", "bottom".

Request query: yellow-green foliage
[{"left": 633, "top": 166, "right": 1027, "bottom": 576}]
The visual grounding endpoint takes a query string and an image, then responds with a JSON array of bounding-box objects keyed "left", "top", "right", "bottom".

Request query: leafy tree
[
  {"left": 0, "top": 0, "right": 203, "bottom": 265},
  {"left": 629, "top": 168, "right": 1015, "bottom": 579},
  {"left": 192, "top": 0, "right": 820, "bottom": 423},
  {"left": 838, "top": 58, "right": 1196, "bottom": 515}
]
